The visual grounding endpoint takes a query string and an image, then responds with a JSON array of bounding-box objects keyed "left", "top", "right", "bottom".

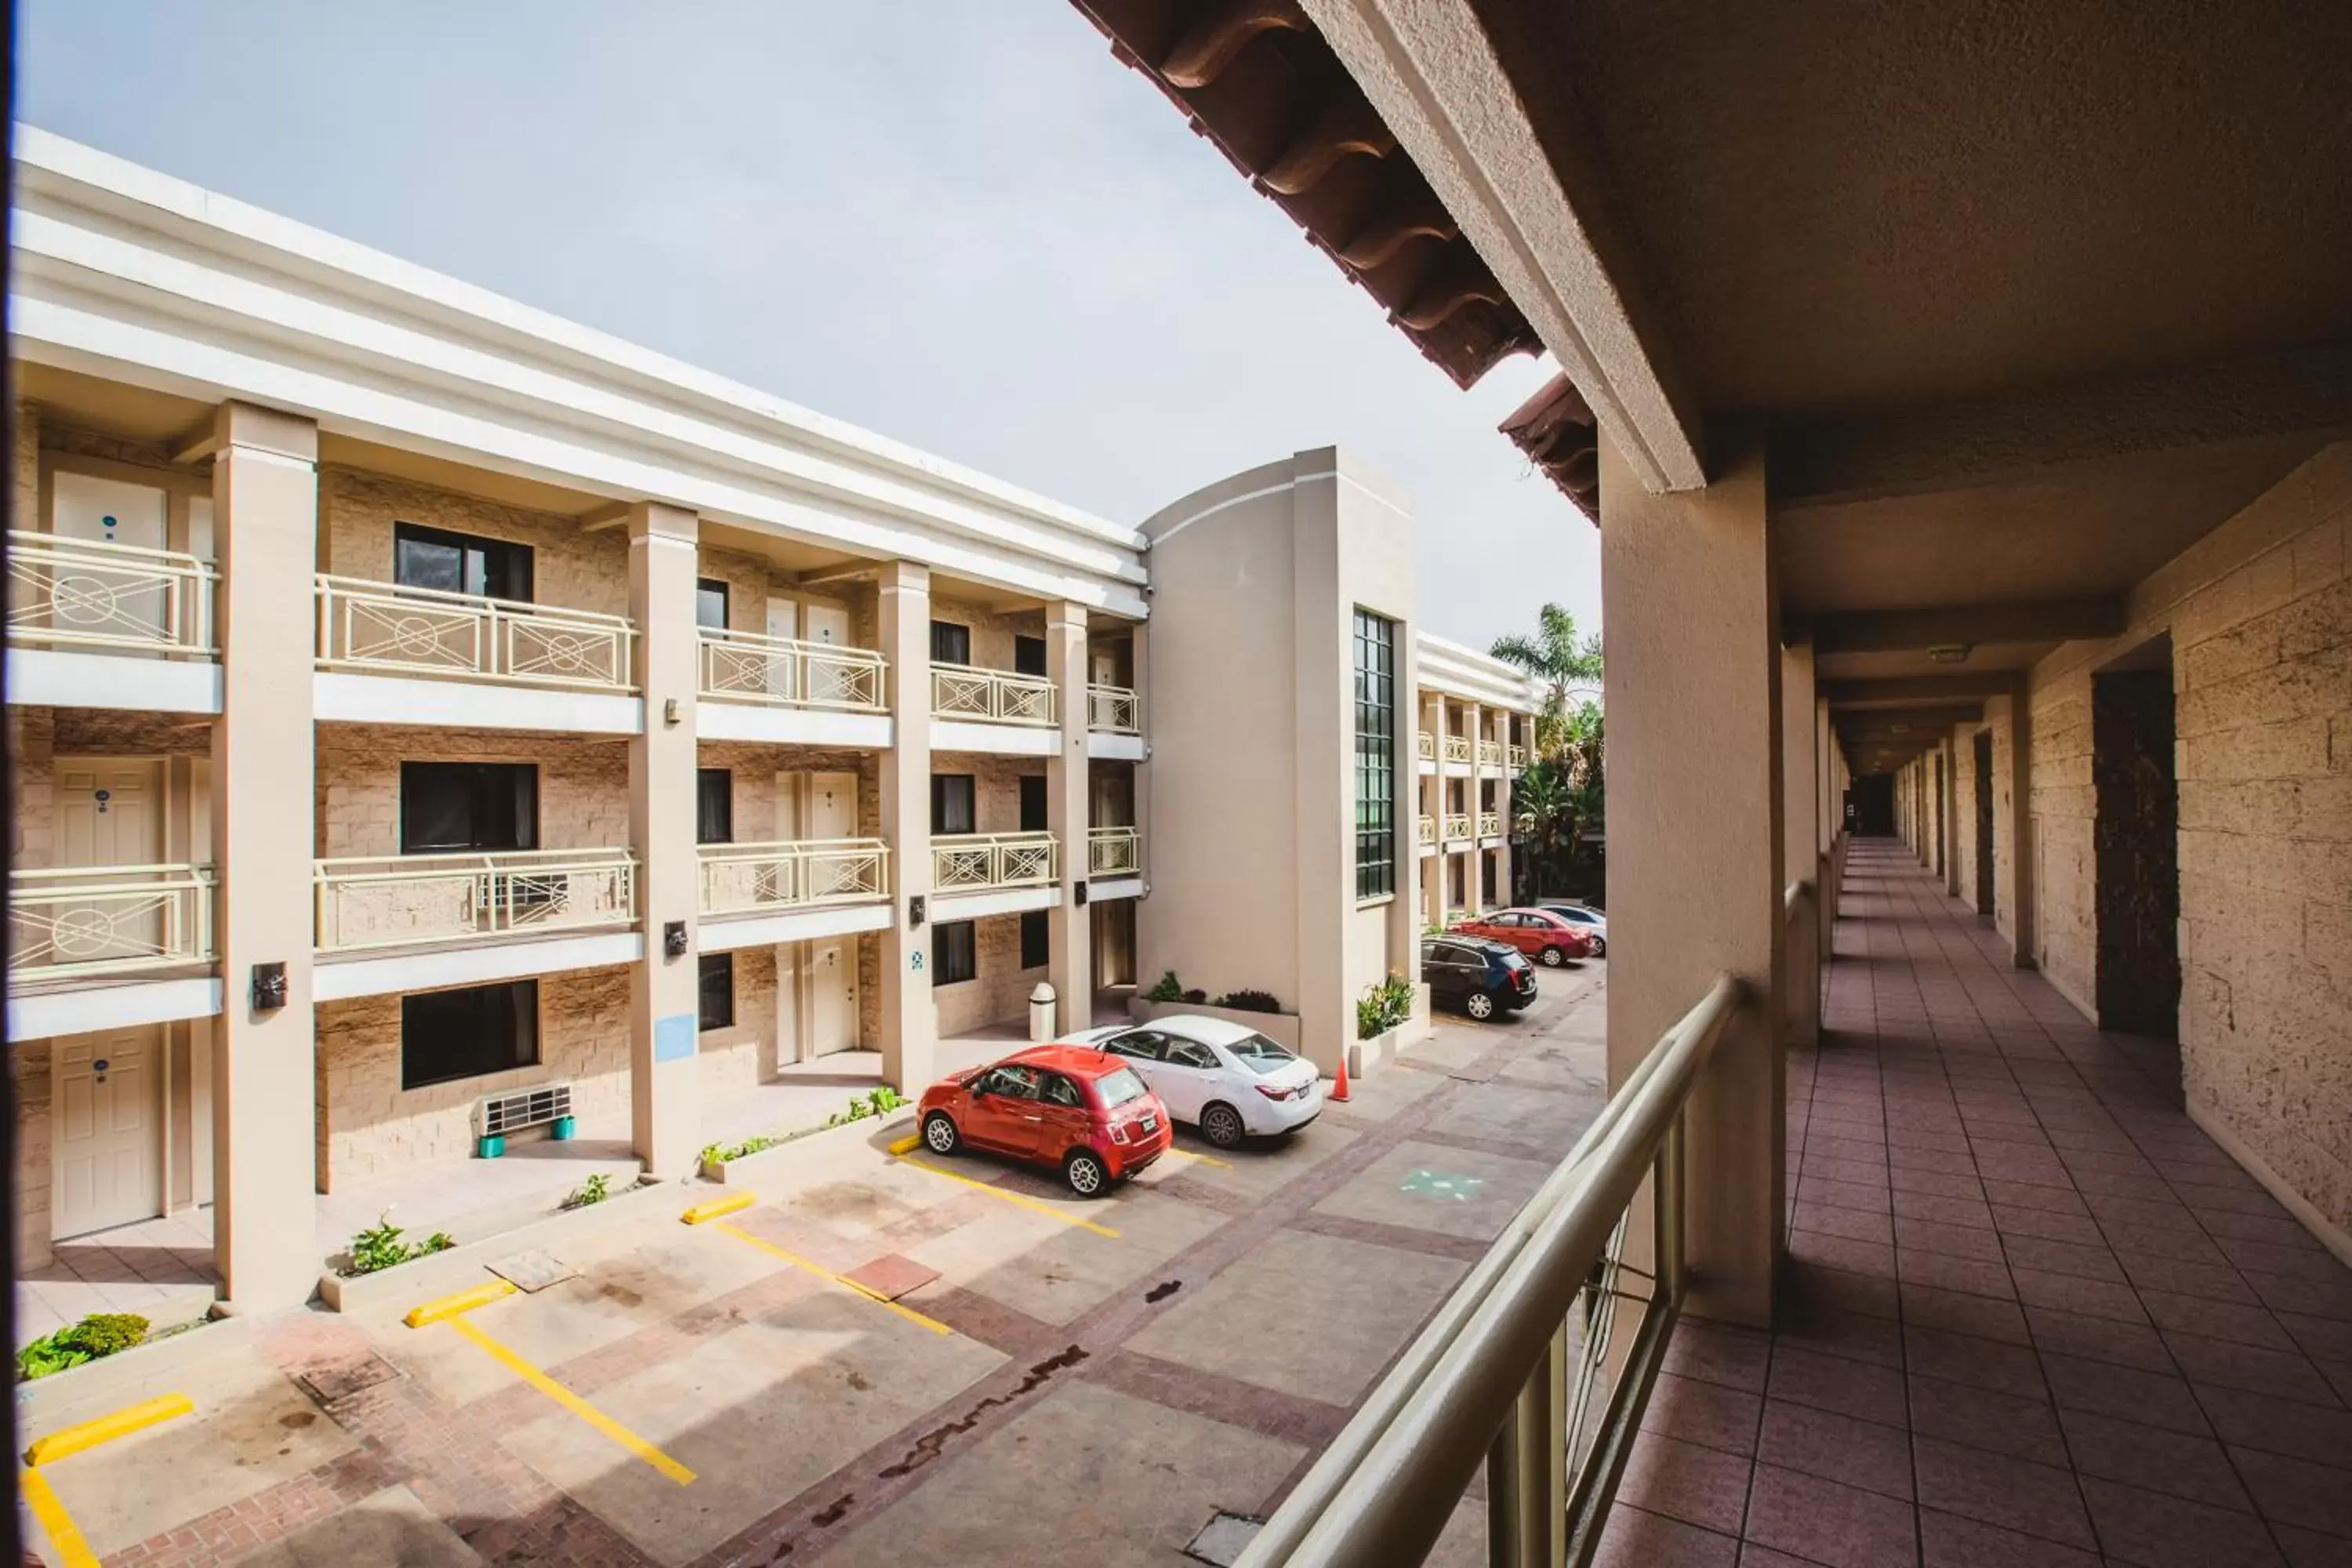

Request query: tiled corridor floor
[{"left": 1603, "top": 837, "right": 2352, "bottom": 1568}]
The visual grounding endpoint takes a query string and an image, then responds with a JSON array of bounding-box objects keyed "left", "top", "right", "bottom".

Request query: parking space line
[
  {"left": 20, "top": 1467, "right": 96, "bottom": 1568},
  {"left": 1169, "top": 1147, "right": 1233, "bottom": 1169},
  {"left": 709, "top": 1221, "right": 953, "bottom": 1337},
  {"left": 445, "top": 1316, "right": 696, "bottom": 1485},
  {"left": 896, "top": 1156, "right": 1122, "bottom": 1238}
]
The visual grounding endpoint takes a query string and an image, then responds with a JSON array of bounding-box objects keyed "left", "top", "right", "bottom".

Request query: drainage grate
[
  {"left": 296, "top": 1352, "right": 400, "bottom": 1405},
  {"left": 1184, "top": 1512, "right": 1264, "bottom": 1566}
]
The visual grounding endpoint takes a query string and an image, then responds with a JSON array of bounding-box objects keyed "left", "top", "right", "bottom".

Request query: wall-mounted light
[
  {"left": 663, "top": 920, "right": 688, "bottom": 957},
  {"left": 664, "top": 697, "right": 682, "bottom": 726},
  {"left": 1926, "top": 644, "right": 1972, "bottom": 665}
]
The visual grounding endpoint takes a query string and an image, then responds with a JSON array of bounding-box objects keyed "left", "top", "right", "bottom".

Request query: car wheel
[
  {"left": 1539, "top": 946, "right": 1566, "bottom": 967},
  {"left": 1465, "top": 990, "right": 1496, "bottom": 1020},
  {"left": 1064, "top": 1150, "right": 1109, "bottom": 1197},
  {"left": 1592, "top": 938, "right": 1606, "bottom": 958},
  {"left": 922, "top": 1112, "right": 961, "bottom": 1156},
  {"left": 1200, "top": 1102, "right": 1246, "bottom": 1149}
]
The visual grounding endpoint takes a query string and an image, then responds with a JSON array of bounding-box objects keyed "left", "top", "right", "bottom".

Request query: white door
[
  {"left": 802, "top": 602, "right": 855, "bottom": 706},
  {"left": 53, "top": 1027, "right": 162, "bottom": 1238},
  {"left": 810, "top": 772, "right": 857, "bottom": 841},
  {"left": 764, "top": 599, "right": 799, "bottom": 699},
  {"left": 48, "top": 473, "right": 172, "bottom": 644},
  {"left": 810, "top": 940, "right": 859, "bottom": 1054},
  {"left": 53, "top": 759, "right": 165, "bottom": 967}
]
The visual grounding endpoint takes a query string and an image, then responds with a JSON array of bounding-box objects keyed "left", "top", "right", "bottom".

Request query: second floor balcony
[
  {"left": 315, "top": 575, "right": 636, "bottom": 694},
  {"left": 932, "top": 831, "right": 1056, "bottom": 895},
  {"left": 1477, "top": 811, "right": 1502, "bottom": 839},
  {"left": 931, "top": 665, "right": 1056, "bottom": 728},
  {"left": 1087, "top": 826, "right": 1139, "bottom": 878},
  {"left": 1087, "top": 682, "right": 1138, "bottom": 733},
  {"left": 698, "top": 628, "right": 885, "bottom": 713},
  {"left": 313, "top": 848, "right": 637, "bottom": 954},
  {"left": 699, "top": 838, "right": 890, "bottom": 916},
  {"left": 1443, "top": 812, "right": 1472, "bottom": 843},
  {"left": 8, "top": 532, "right": 216, "bottom": 661},
  {"left": 9, "top": 863, "right": 216, "bottom": 982}
]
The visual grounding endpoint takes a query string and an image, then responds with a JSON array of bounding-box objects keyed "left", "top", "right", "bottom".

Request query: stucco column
[
  {"left": 209, "top": 401, "right": 318, "bottom": 1312},
  {"left": 1131, "top": 618, "right": 1151, "bottom": 894},
  {"left": 1494, "top": 710, "right": 1515, "bottom": 908},
  {"left": 1602, "top": 430, "right": 1783, "bottom": 1330},
  {"left": 1047, "top": 601, "right": 1091, "bottom": 1030},
  {"left": 1780, "top": 642, "right": 1820, "bottom": 1047},
  {"left": 878, "top": 561, "right": 936, "bottom": 1087},
  {"left": 1388, "top": 628, "right": 1424, "bottom": 1011},
  {"left": 627, "top": 503, "right": 700, "bottom": 1179},
  {"left": 2005, "top": 676, "right": 2036, "bottom": 967},
  {"left": 1422, "top": 695, "right": 1448, "bottom": 929}
]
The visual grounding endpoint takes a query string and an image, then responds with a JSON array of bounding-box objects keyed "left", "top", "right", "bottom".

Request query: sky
[{"left": 16, "top": 1, "right": 1599, "bottom": 652}]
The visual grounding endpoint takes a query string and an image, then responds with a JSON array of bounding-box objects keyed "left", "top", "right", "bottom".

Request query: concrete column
[
  {"left": 627, "top": 503, "right": 701, "bottom": 1179},
  {"left": 1494, "top": 708, "right": 1515, "bottom": 908},
  {"left": 2005, "top": 675, "right": 2036, "bottom": 968},
  {"left": 1944, "top": 735, "right": 1963, "bottom": 897},
  {"left": 1602, "top": 430, "right": 1783, "bottom": 1329},
  {"left": 1046, "top": 601, "right": 1091, "bottom": 1030},
  {"left": 1388, "top": 628, "right": 1424, "bottom": 993},
  {"left": 1422, "top": 695, "right": 1449, "bottom": 928},
  {"left": 208, "top": 401, "right": 318, "bottom": 1312},
  {"left": 1780, "top": 643, "right": 1820, "bottom": 1048},
  {"left": 1131, "top": 618, "right": 1151, "bottom": 888},
  {"left": 878, "top": 561, "right": 936, "bottom": 1087}
]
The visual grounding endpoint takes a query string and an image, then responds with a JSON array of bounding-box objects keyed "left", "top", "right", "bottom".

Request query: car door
[
  {"left": 1475, "top": 912, "right": 1528, "bottom": 956},
  {"left": 1032, "top": 1071, "right": 1093, "bottom": 1160},
  {"left": 963, "top": 1065, "right": 1041, "bottom": 1154},
  {"left": 1102, "top": 1030, "right": 1171, "bottom": 1102},
  {"left": 1154, "top": 1036, "right": 1219, "bottom": 1122},
  {"left": 1425, "top": 942, "right": 1473, "bottom": 1004}
]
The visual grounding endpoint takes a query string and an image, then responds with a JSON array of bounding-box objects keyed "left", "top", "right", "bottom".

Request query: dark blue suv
[{"left": 1421, "top": 935, "right": 1538, "bottom": 1021}]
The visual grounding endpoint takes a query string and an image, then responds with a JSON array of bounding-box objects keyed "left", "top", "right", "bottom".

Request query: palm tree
[{"left": 1490, "top": 603, "right": 1602, "bottom": 760}]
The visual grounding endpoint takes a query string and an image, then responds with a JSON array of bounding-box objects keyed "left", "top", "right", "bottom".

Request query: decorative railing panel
[
  {"left": 1444, "top": 813, "right": 1472, "bottom": 842},
  {"left": 9, "top": 864, "right": 215, "bottom": 980},
  {"left": 315, "top": 849, "right": 637, "bottom": 952},
  {"left": 1087, "top": 683, "right": 1139, "bottom": 733},
  {"left": 1443, "top": 735, "right": 1472, "bottom": 763},
  {"left": 1507, "top": 743, "right": 1528, "bottom": 769},
  {"left": 699, "top": 839, "right": 889, "bottom": 916},
  {"left": 316, "top": 575, "right": 635, "bottom": 692},
  {"left": 1478, "top": 811, "right": 1502, "bottom": 839},
  {"left": 8, "top": 532, "right": 216, "bottom": 658},
  {"left": 931, "top": 832, "right": 1057, "bottom": 892},
  {"left": 1418, "top": 815, "right": 1437, "bottom": 847},
  {"left": 1477, "top": 739, "right": 1504, "bottom": 768},
  {"left": 698, "top": 629, "right": 886, "bottom": 712},
  {"left": 1417, "top": 730, "right": 1436, "bottom": 760},
  {"left": 930, "top": 666, "right": 1056, "bottom": 727},
  {"left": 1087, "top": 826, "right": 1140, "bottom": 877}
]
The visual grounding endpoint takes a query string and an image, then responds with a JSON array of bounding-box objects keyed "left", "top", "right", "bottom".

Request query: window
[
  {"left": 1020, "top": 909, "right": 1050, "bottom": 968},
  {"left": 697, "top": 768, "right": 732, "bottom": 844},
  {"left": 931, "top": 775, "right": 976, "bottom": 835},
  {"left": 400, "top": 763, "right": 537, "bottom": 853},
  {"left": 1105, "top": 1030, "right": 1166, "bottom": 1062},
  {"left": 1039, "top": 1073, "right": 1083, "bottom": 1109},
  {"left": 1019, "top": 775, "right": 1047, "bottom": 832},
  {"left": 931, "top": 620, "right": 971, "bottom": 666},
  {"left": 934, "top": 920, "right": 977, "bottom": 985},
  {"left": 1353, "top": 609, "right": 1396, "bottom": 898},
  {"left": 698, "top": 953, "right": 735, "bottom": 1031},
  {"left": 401, "top": 981, "right": 538, "bottom": 1090},
  {"left": 394, "top": 522, "right": 532, "bottom": 601},
  {"left": 696, "top": 578, "right": 730, "bottom": 631},
  {"left": 1014, "top": 635, "right": 1047, "bottom": 677},
  {"left": 980, "top": 1062, "right": 1041, "bottom": 1098},
  {"left": 1167, "top": 1041, "right": 1218, "bottom": 1070}
]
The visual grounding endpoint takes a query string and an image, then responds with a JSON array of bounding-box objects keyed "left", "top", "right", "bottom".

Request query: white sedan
[
  {"left": 1538, "top": 902, "right": 1607, "bottom": 957},
  {"left": 1062, "top": 1014, "right": 1322, "bottom": 1149}
]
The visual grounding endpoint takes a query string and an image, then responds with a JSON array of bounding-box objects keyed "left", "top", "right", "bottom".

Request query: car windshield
[
  {"left": 1094, "top": 1066, "right": 1150, "bottom": 1108},
  {"left": 1221, "top": 1033, "right": 1298, "bottom": 1075}
]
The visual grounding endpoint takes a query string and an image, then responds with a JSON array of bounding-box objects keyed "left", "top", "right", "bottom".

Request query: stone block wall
[
  {"left": 695, "top": 943, "right": 780, "bottom": 1096},
  {"left": 315, "top": 726, "right": 630, "bottom": 858},
  {"left": 320, "top": 468, "right": 630, "bottom": 614},
  {"left": 933, "top": 911, "right": 1047, "bottom": 1038},
  {"left": 15, "top": 1040, "right": 52, "bottom": 1269}
]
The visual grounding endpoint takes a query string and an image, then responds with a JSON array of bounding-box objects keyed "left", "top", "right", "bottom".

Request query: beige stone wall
[
  {"left": 2029, "top": 440, "right": 2352, "bottom": 1236},
  {"left": 314, "top": 964, "right": 632, "bottom": 1192},
  {"left": 11, "top": 707, "right": 55, "bottom": 871},
  {"left": 13, "top": 399, "right": 38, "bottom": 530},
  {"left": 319, "top": 467, "right": 629, "bottom": 612},
  {"left": 931, "top": 594, "right": 1045, "bottom": 674},
  {"left": 692, "top": 745, "right": 882, "bottom": 843},
  {"left": 695, "top": 943, "right": 780, "bottom": 1094},
  {"left": 933, "top": 910, "right": 1046, "bottom": 1036},
  {"left": 15, "top": 1040, "right": 53, "bottom": 1269},
  {"left": 929, "top": 753, "right": 1047, "bottom": 836},
  {"left": 315, "top": 726, "right": 630, "bottom": 858}
]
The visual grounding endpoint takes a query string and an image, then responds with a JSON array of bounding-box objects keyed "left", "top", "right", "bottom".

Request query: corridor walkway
[{"left": 1606, "top": 838, "right": 2352, "bottom": 1568}]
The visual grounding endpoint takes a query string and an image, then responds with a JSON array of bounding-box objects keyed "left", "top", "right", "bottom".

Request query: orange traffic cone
[{"left": 1330, "top": 1047, "right": 1352, "bottom": 1104}]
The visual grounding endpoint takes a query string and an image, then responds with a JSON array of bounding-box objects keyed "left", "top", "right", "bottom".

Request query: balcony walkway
[{"left": 1605, "top": 837, "right": 2352, "bottom": 1568}]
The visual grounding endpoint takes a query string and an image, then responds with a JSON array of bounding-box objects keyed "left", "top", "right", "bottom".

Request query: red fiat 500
[
  {"left": 1450, "top": 907, "right": 1597, "bottom": 968},
  {"left": 916, "top": 1045, "right": 1172, "bottom": 1196}
]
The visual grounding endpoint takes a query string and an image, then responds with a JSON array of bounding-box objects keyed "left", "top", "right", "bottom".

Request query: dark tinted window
[
  {"left": 394, "top": 522, "right": 532, "bottom": 601},
  {"left": 696, "top": 578, "right": 730, "bottom": 631},
  {"left": 1039, "top": 1073, "right": 1083, "bottom": 1109},
  {"left": 1014, "top": 635, "right": 1047, "bottom": 677},
  {"left": 934, "top": 920, "right": 977, "bottom": 985},
  {"left": 697, "top": 768, "right": 732, "bottom": 844},
  {"left": 400, "top": 762, "right": 536, "bottom": 853},
  {"left": 930, "top": 621, "right": 971, "bottom": 666},
  {"left": 401, "top": 982, "right": 538, "bottom": 1089},
  {"left": 1019, "top": 775, "right": 1047, "bottom": 832},
  {"left": 931, "top": 775, "right": 976, "bottom": 835},
  {"left": 1020, "top": 909, "right": 1050, "bottom": 968},
  {"left": 698, "top": 953, "right": 734, "bottom": 1030},
  {"left": 1353, "top": 609, "right": 1396, "bottom": 898}
]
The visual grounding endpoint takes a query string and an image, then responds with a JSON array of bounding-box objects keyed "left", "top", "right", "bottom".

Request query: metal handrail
[
  {"left": 1443, "top": 813, "right": 1473, "bottom": 842},
  {"left": 1238, "top": 974, "right": 1744, "bottom": 1568},
  {"left": 9, "top": 862, "right": 217, "bottom": 979},
  {"left": 315, "top": 574, "right": 637, "bottom": 691},
  {"left": 699, "top": 838, "right": 890, "bottom": 915},
  {"left": 7, "top": 530, "right": 218, "bottom": 657},
  {"left": 1087, "top": 826, "right": 1140, "bottom": 877},
  {"left": 931, "top": 831, "right": 1058, "bottom": 891},
  {"left": 314, "top": 848, "right": 637, "bottom": 951},
  {"left": 1418, "top": 815, "right": 1437, "bottom": 847},
  {"left": 1477, "top": 811, "right": 1502, "bottom": 840},
  {"left": 1417, "top": 730, "right": 1437, "bottom": 760},
  {"left": 1087, "top": 682, "right": 1139, "bottom": 733},
  {"left": 1443, "top": 735, "right": 1473, "bottom": 763},
  {"left": 698, "top": 628, "right": 886, "bottom": 712},
  {"left": 931, "top": 664, "right": 1057, "bottom": 726}
]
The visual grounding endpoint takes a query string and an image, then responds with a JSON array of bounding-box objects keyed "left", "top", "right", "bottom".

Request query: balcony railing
[
  {"left": 1234, "top": 975, "right": 1741, "bottom": 1568},
  {"left": 1444, "top": 813, "right": 1472, "bottom": 842},
  {"left": 932, "top": 832, "right": 1057, "bottom": 893},
  {"left": 1443, "top": 735, "right": 1472, "bottom": 764},
  {"left": 699, "top": 839, "right": 889, "bottom": 916},
  {"left": 9, "top": 864, "right": 216, "bottom": 981},
  {"left": 1418, "top": 815, "right": 1437, "bottom": 847},
  {"left": 1087, "top": 682, "right": 1139, "bottom": 733},
  {"left": 7, "top": 532, "right": 216, "bottom": 659},
  {"left": 1507, "top": 743, "right": 1528, "bottom": 769},
  {"left": 1478, "top": 811, "right": 1502, "bottom": 839},
  {"left": 1477, "top": 739, "right": 1504, "bottom": 768},
  {"left": 1417, "top": 730, "right": 1436, "bottom": 761},
  {"left": 314, "top": 848, "right": 637, "bottom": 953},
  {"left": 1087, "top": 826, "right": 1139, "bottom": 877},
  {"left": 698, "top": 628, "right": 885, "bottom": 712},
  {"left": 315, "top": 575, "right": 636, "bottom": 692},
  {"left": 931, "top": 666, "right": 1055, "bottom": 726}
]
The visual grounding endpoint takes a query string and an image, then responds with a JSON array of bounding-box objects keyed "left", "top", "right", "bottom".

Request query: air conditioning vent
[{"left": 477, "top": 1083, "right": 572, "bottom": 1138}]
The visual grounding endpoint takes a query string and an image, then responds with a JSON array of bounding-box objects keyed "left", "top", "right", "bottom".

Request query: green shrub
[
  {"left": 562, "top": 1172, "right": 612, "bottom": 1210},
  {"left": 1181, "top": 988, "right": 1207, "bottom": 1004},
  {"left": 1357, "top": 972, "right": 1415, "bottom": 1040},
  {"left": 1145, "top": 970, "right": 1184, "bottom": 1003},
  {"left": 1215, "top": 989, "right": 1282, "bottom": 1014},
  {"left": 342, "top": 1213, "right": 455, "bottom": 1276},
  {"left": 16, "top": 1312, "right": 151, "bottom": 1381}
]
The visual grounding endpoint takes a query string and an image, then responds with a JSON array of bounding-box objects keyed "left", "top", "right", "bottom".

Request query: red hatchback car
[
  {"left": 917, "top": 1045, "right": 1172, "bottom": 1196},
  {"left": 1451, "top": 907, "right": 1597, "bottom": 968}
]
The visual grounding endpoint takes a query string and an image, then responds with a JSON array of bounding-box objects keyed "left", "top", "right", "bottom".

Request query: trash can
[{"left": 1029, "top": 982, "right": 1058, "bottom": 1042}]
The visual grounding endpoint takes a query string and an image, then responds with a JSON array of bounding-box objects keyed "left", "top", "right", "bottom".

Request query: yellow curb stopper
[
  {"left": 403, "top": 1279, "right": 517, "bottom": 1328},
  {"left": 885, "top": 1132, "right": 923, "bottom": 1156},
  {"left": 24, "top": 1393, "right": 194, "bottom": 1467},
  {"left": 681, "top": 1189, "right": 757, "bottom": 1225}
]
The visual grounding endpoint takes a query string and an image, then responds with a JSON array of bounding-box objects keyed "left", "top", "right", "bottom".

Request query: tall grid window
[{"left": 1354, "top": 609, "right": 1396, "bottom": 898}]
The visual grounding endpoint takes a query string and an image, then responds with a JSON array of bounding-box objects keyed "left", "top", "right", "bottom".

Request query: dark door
[
  {"left": 1019, "top": 775, "right": 1047, "bottom": 833},
  {"left": 1973, "top": 731, "right": 1995, "bottom": 917},
  {"left": 2092, "top": 658, "right": 2180, "bottom": 1040}
]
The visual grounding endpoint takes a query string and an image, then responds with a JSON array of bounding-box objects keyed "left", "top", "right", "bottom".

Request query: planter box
[
  {"left": 1128, "top": 998, "right": 1302, "bottom": 1054},
  {"left": 315, "top": 1174, "right": 670, "bottom": 1313},
  {"left": 16, "top": 1315, "right": 252, "bottom": 1429},
  {"left": 701, "top": 1106, "right": 916, "bottom": 1185}
]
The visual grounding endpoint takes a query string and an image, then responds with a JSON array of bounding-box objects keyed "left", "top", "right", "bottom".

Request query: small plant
[
  {"left": 342, "top": 1212, "right": 456, "bottom": 1277},
  {"left": 869, "top": 1085, "right": 908, "bottom": 1116},
  {"left": 1215, "top": 989, "right": 1282, "bottom": 1014},
  {"left": 16, "top": 1312, "right": 150, "bottom": 1382},
  {"left": 1145, "top": 970, "right": 1185, "bottom": 1003},
  {"left": 702, "top": 1132, "right": 784, "bottom": 1167},
  {"left": 1357, "top": 972, "right": 1416, "bottom": 1040},
  {"left": 1181, "top": 988, "right": 1207, "bottom": 1004},
  {"left": 562, "top": 1171, "right": 612, "bottom": 1210}
]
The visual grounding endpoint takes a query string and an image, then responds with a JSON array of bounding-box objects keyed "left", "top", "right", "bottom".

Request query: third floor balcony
[{"left": 5, "top": 532, "right": 222, "bottom": 713}]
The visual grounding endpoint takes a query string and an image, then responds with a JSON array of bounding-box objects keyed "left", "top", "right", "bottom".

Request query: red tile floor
[{"left": 1600, "top": 837, "right": 2352, "bottom": 1568}]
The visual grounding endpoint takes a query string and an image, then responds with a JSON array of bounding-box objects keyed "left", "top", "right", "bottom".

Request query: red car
[
  {"left": 917, "top": 1045, "right": 1172, "bottom": 1196},
  {"left": 1450, "top": 907, "right": 1597, "bottom": 968}
]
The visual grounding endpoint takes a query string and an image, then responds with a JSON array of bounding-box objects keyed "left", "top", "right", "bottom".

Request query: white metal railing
[
  {"left": 7, "top": 532, "right": 216, "bottom": 658},
  {"left": 1088, "top": 826, "right": 1140, "bottom": 877},
  {"left": 1236, "top": 975, "right": 1744, "bottom": 1568},
  {"left": 314, "top": 848, "right": 637, "bottom": 953},
  {"left": 699, "top": 838, "right": 890, "bottom": 916},
  {"left": 9, "top": 864, "right": 216, "bottom": 980},
  {"left": 1087, "top": 682, "right": 1139, "bottom": 733},
  {"left": 1508, "top": 743, "right": 1528, "bottom": 769},
  {"left": 1443, "top": 735, "right": 1472, "bottom": 764},
  {"left": 698, "top": 628, "right": 886, "bottom": 712},
  {"left": 1478, "top": 811, "right": 1502, "bottom": 840},
  {"left": 1417, "top": 730, "right": 1436, "bottom": 760},
  {"left": 931, "top": 832, "right": 1057, "bottom": 892},
  {"left": 1444, "top": 813, "right": 1472, "bottom": 842},
  {"left": 1477, "top": 739, "right": 1504, "bottom": 768},
  {"left": 315, "top": 575, "right": 636, "bottom": 692},
  {"left": 931, "top": 666, "right": 1056, "bottom": 726},
  {"left": 1418, "top": 815, "right": 1437, "bottom": 847}
]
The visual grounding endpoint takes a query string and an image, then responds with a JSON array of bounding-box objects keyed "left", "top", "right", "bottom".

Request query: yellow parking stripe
[
  {"left": 445, "top": 1316, "right": 695, "bottom": 1485},
  {"left": 1171, "top": 1147, "right": 1233, "bottom": 1169},
  {"left": 898, "top": 1156, "right": 1120, "bottom": 1238},
  {"left": 710, "top": 1221, "right": 953, "bottom": 1336},
  {"left": 20, "top": 1468, "right": 96, "bottom": 1568},
  {"left": 24, "top": 1394, "right": 193, "bottom": 1466}
]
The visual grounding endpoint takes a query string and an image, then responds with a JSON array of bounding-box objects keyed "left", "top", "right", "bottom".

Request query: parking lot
[{"left": 20, "top": 969, "right": 1605, "bottom": 1568}]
